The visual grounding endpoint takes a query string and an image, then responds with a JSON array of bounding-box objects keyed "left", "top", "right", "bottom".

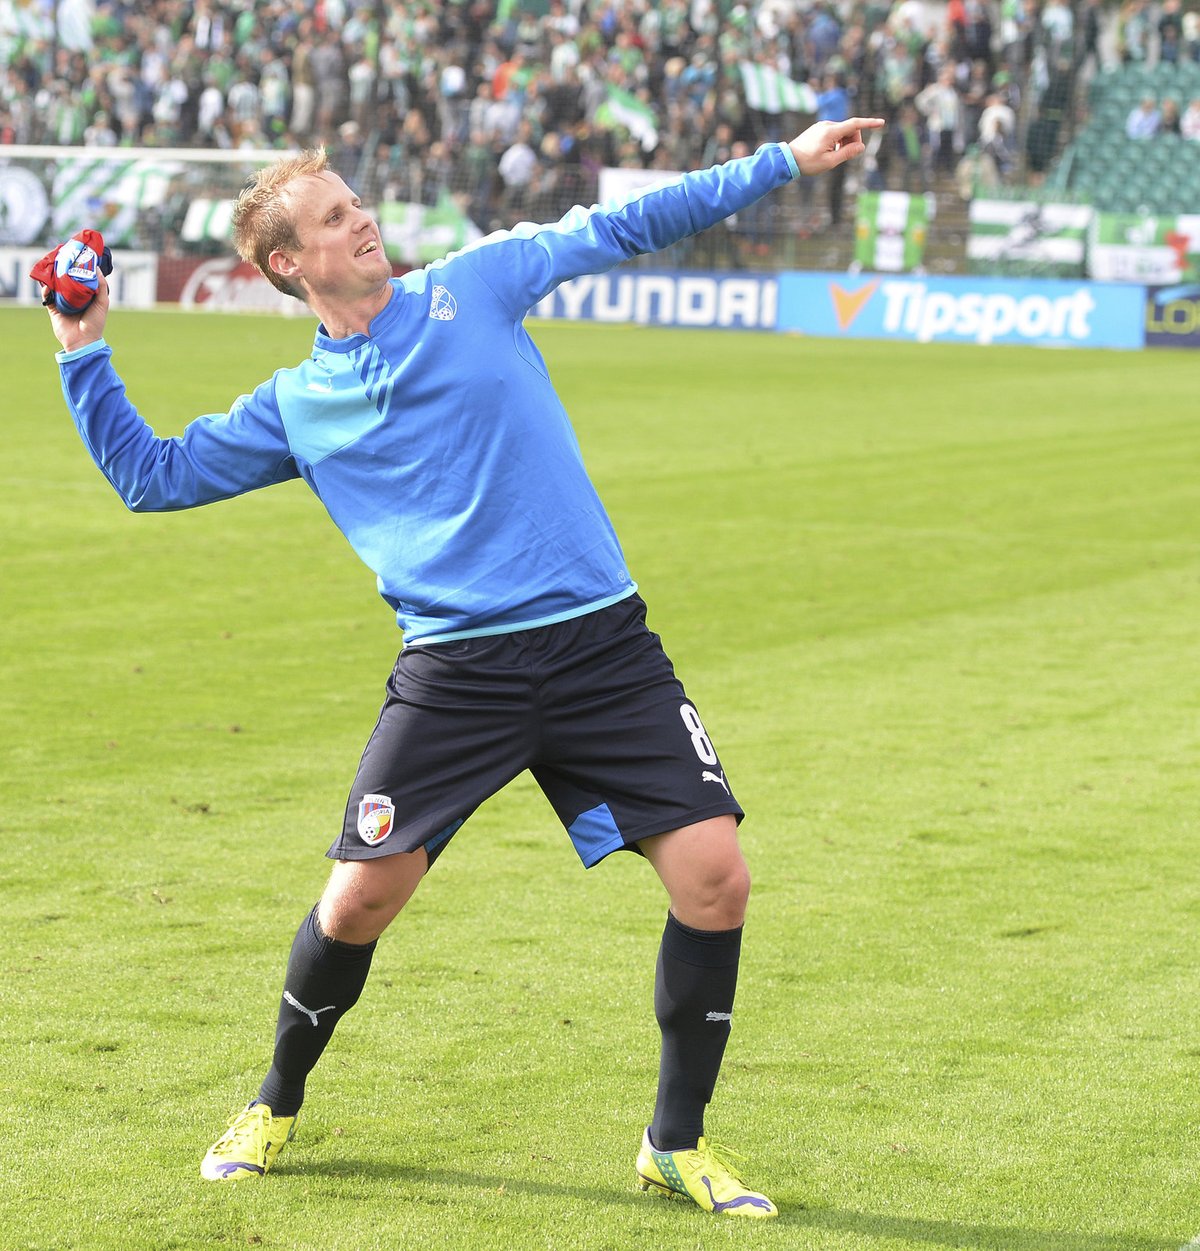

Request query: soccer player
[{"left": 45, "top": 115, "right": 882, "bottom": 1219}]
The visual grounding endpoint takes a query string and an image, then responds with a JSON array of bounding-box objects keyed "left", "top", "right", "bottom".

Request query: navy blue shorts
[{"left": 327, "top": 594, "right": 742, "bottom": 868}]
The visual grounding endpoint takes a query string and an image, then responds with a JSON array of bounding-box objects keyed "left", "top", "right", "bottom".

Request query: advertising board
[
  {"left": 532, "top": 270, "right": 777, "bottom": 330},
  {"left": 777, "top": 273, "right": 1145, "bottom": 349},
  {"left": 1144, "top": 284, "right": 1200, "bottom": 349}
]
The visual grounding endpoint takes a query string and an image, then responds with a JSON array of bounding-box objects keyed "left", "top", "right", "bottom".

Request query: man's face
[{"left": 274, "top": 171, "right": 391, "bottom": 301}]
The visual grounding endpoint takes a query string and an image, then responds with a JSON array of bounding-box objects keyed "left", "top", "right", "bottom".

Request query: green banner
[
  {"left": 966, "top": 199, "right": 1091, "bottom": 277},
  {"left": 1088, "top": 212, "right": 1200, "bottom": 284},
  {"left": 738, "top": 62, "right": 817, "bottom": 115},
  {"left": 854, "top": 191, "right": 933, "bottom": 273},
  {"left": 379, "top": 192, "right": 482, "bottom": 266},
  {"left": 180, "top": 198, "right": 234, "bottom": 243},
  {"left": 50, "top": 157, "right": 182, "bottom": 248},
  {"left": 594, "top": 86, "right": 659, "bottom": 153}
]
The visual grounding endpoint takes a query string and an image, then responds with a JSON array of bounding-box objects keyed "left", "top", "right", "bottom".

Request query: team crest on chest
[
  {"left": 357, "top": 794, "right": 395, "bottom": 845},
  {"left": 429, "top": 285, "right": 457, "bottom": 321}
]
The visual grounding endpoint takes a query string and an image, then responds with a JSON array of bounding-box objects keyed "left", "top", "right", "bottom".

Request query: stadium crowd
[{"left": 0, "top": 0, "right": 1187, "bottom": 230}]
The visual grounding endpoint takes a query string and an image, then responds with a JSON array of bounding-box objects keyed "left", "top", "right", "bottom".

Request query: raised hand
[
  {"left": 47, "top": 273, "right": 110, "bottom": 353},
  {"left": 790, "top": 117, "right": 887, "bottom": 176}
]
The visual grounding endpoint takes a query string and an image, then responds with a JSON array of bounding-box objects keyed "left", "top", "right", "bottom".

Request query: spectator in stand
[
  {"left": 978, "top": 90, "right": 1016, "bottom": 180},
  {"left": 546, "top": 0, "right": 581, "bottom": 41},
  {"left": 816, "top": 70, "right": 853, "bottom": 226},
  {"left": 879, "top": 24, "right": 919, "bottom": 113},
  {"left": 915, "top": 64, "right": 962, "bottom": 177},
  {"left": 921, "top": 36, "right": 955, "bottom": 94},
  {"left": 498, "top": 118, "right": 539, "bottom": 216},
  {"left": 1000, "top": 0, "right": 1035, "bottom": 74},
  {"left": 480, "top": 75, "right": 522, "bottom": 146},
  {"left": 150, "top": 71, "right": 189, "bottom": 145},
  {"left": 492, "top": 47, "right": 528, "bottom": 105},
  {"left": 961, "top": 58, "right": 992, "bottom": 142},
  {"left": 837, "top": 20, "right": 869, "bottom": 90},
  {"left": 260, "top": 50, "right": 292, "bottom": 141},
  {"left": 422, "top": 137, "right": 456, "bottom": 206},
  {"left": 891, "top": 0, "right": 934, "bottom": 44},
  {"left": 462, "top": 126, "right": 500, "bottom": 225},
  {"left": 945, "top": 0, "right": 968, "bottom": 62},
  {"left": 890, "top": 99, "right": 929, "bottom": 192},
  {"left": 331, "top": 118, "right": 366, "bottom": 185},
  {"left": 106, "top": 64, "right": 143, "bottom": 145},
  {"left": 963, "top": 0, "right": 995, "bottom": 76},
  {"left": 1159, "top": 96, "right": 1182, "bottom": 136},
  {"left": 1118, "top": 0, "right": 1152, "bottom": 65},
  {"left": 1181, "top": 97, "right": 1200, "bottom": 140},
  {"left": 226, "top": 66, "right": 263, "bottom": 139},
  {"left": 700, "top": 120, "right": 735, "bottom": 170},
  {"left": 289, "top": 23, "right": 318, "bottom": 142},
  {"left": 542, "top": 62, "right": 587, "bottom": 132},
  {"left": 1126, "top": 93, "right": 1161, "bottom": 139},
  {"left": 1159, "top": 0, "right": 1185, "bottom": 65},
  {"left": 83, "top": 109, "right": 117, "bottom": 148},
  {"left": 529, "top": 129, "right": 569, "bottom": 220},
  {"left": 310, "top": 27, "right": 347, "bottom": 141},
  {"left": 807, "top": 3, "right": 843, "bottom": 74},
  {"left": 991, "top": 67, "right": 1021, "bottom": 117},
  {"left": 1041, "top": 0, "right": 1074, "bottom": 62},
  {"left": 434, "top": 49, "right": 470, "bottom": 145},
  {"left": 1185, "top": 10, "right": 1200, "bottom": 62},
  {"left": 197, "top": 71, "right": 226, "bottom": 144},
  {"left": 1078, "top": 0, "right": 1104, "bottom": 72},
  {"left": 347, "top": 43, "right": 379, "bottom": 134}
]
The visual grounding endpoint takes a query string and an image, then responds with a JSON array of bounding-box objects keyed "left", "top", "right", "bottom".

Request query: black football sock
[
  {"left": 256, "top": 904, "right": 377, "bottom": 1117},
  {"left": 649, "top": 911, "right": 743, "bottom": 1153}
]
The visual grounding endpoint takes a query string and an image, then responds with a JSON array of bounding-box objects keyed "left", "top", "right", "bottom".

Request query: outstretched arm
[
  {"left": 458, "top": 115, "right": 886, "bottom": 315},
  {"left": 790, "top": 116, "right": 886, "bottom": 175}
]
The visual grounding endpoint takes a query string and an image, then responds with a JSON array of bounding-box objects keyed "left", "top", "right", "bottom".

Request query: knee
[
  {"left": 317, "top": 886, "right": 381, "bottom": 942},
  {"left": 677, "top": 854, "right": 751, "bottom": 931},
  {"left": 317, "top": 851, "right": 425, "bottom": 944},
  {"left": 720, "top": 856, "right": 752, "bottom": 922},
  {"left": 325, "top": 877, "right": 391, "bottom": 921}
]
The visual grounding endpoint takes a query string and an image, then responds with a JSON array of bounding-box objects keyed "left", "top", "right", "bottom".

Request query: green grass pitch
[{"left": 1, "top": 304, "right": 1197, "bottom": 1251}]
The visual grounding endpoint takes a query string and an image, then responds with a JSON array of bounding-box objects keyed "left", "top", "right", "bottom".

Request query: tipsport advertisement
[{"left": 777, "top": 273, "right": 1146, "bottom": 350}]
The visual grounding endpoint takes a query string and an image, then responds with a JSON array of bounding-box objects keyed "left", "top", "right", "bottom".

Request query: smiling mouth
[{"left": 355, "top": 240, "right": 378, "bottom": 257}]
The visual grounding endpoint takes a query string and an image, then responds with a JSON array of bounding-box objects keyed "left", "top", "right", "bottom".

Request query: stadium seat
[{"left": 1060, "top": 63, "right": 1200, "bottom": 216}]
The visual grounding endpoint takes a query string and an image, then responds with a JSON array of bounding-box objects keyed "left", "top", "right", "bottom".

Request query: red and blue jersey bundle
[{"left": 30, "top": 229, "right": 114, "bottom": 315}]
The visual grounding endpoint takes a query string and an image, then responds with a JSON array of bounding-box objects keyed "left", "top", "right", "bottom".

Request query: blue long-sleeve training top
[{"left": 57, "top": 142, "right": 799, "bottom": 644}]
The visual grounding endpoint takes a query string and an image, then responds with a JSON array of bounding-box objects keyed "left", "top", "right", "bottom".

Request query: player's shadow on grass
[
  {"left": 795, "top": 1207, "right": 1178, "bottom": 1251},
  {"left": 295, "top": 1159, "right": 1177, "bottom": 1250}
]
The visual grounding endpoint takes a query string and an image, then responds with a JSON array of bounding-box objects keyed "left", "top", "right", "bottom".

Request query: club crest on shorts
[{"left": 356, "top": 794, "right": 395, "bottom": 846}]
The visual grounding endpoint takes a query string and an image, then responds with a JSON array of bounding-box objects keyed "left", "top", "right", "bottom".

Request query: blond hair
[{"left": 232, "top": 148, "right": 329, "bottom": 299}]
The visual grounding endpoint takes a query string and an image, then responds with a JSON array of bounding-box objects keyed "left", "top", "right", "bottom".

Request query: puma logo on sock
[{"left": 284, "top": 990, "right": 337, "bottom": 1027}]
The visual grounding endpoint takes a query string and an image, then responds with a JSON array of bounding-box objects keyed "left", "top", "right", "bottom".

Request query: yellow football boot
[
  {"left": 200, "top": 1101, "right": 297, "bottom": 1181},
  {"left": 635, "top": 1129, "right": 778, "bottom": 1218}
]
